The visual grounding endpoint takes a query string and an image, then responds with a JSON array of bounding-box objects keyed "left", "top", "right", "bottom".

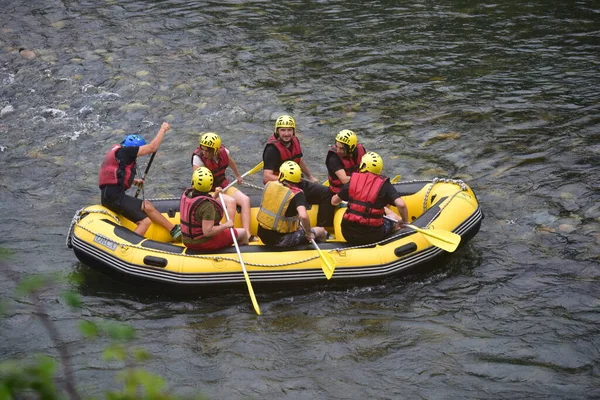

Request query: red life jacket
[
  {"left": 326, "top": 143, "right": 366, "bottom": 193},
  {"left": 192, "top": 146, "right": 230, "bottom": 190},
  {"left": 179, "top": 188, "right": 224, "bottom": 239},
  {"left": 98, "top": 144, "right": 136, "bottom": 189},
  {"left": 264, "top": 135, "right": 303, "bottom": 174},
  {"left": 343, "top": 172, "right": 387, "bottom": 227}
]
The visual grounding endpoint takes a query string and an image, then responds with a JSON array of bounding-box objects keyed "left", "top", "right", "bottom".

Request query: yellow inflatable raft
[{"left": 67, "top": 178, "right": 482, "bottom": 286}]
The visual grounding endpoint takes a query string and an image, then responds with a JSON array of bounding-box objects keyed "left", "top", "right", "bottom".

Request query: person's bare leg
[
  {"left": 142, "top": 200, "right": 175, "bottom": 232},
  {"left": 223, "top": 194, "right": 237, "bottom": 225},
  {"left": 235, "top": 228, "right": 249, "bottom": 245},
  {"left": 232, "top": 190, "right": 251, "bottom": 236},
  {"left": 134, "top": 217, "right": 152, "bottom": 236},
  {"left": 313, "top": 227, "right": 328, "bottom": 242}
]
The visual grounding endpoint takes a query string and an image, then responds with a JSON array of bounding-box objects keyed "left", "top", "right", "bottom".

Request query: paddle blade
[
  {"left": 406, "top": 224, "right": 461, "bottom": 252},
  {"left": 319, "top": 250, "right": 336, "bottom": 280},
  {"left": 390, "top": 175, "right": 401, "bottom": 184},
  {"left": 243, "top": 273, "right": 262, "bottom": 315},
  {"left": 247, "top": 161, "right": 264, "bottom": 176}
]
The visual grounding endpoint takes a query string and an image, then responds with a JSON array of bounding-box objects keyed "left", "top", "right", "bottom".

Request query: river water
[{"left": 1, "top": 0, "right": 599, "bottom": 398}]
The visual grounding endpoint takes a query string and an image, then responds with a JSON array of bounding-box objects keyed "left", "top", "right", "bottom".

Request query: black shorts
[
  {"left": 100, "top": 186, "right": 147, "bottom": 223},
  {"left": 341, "top": 217, "right": 396, "bottom": 245},
  {"left": 302, "top": 181, "right": 334, "bottom": 227},
  {"left": 276, "top": 228, "right": 316, "bottom": 247},
  {"left": 257, "top": 225, "right": 315, "bottom": 247}
]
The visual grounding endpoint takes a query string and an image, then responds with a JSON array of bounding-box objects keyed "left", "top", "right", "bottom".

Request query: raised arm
[{"left": 138, "top": 122, "right": 170, "bottom": 156}]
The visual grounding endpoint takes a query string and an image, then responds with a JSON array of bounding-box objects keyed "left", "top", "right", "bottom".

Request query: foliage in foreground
[{"left": 0, "top": 263, "right": 205, "bottom": 400}]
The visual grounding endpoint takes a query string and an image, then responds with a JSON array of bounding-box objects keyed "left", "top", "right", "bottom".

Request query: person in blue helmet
[{"left": 98, "top": 122, "right": 181, "bottom": 240}]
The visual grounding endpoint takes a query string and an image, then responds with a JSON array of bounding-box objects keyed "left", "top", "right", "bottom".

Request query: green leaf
[
  {"left": 103, "top": 344, "right": 127, "bottom": 362},
  {"left": 105, "top": 323, "right": 136, "bottom": 341},
  {"left": 36, "top": 355, "right": 57, "bottom": 380},
  {"left": 133, "top": 348, "right": 151, "bottom": 362},
  {"left": 61, "top": 290, "right": 82, "bottom": 309},
  {"left": 16, "top": 275, "right": 50, "bottom": 296},
  {"left": 79, "top": 320, "right": 99, "bottom": 338}
]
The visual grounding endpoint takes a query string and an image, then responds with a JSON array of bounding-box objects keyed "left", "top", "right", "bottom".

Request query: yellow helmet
[
  {"left": 274, "top": 115, "right": 296, "bottom": 134},
  {"left": 359, "top": 152, "right": 383, "bottom": 174},
  {"left": 335, "top": 129, "right": 358, "bottom": 152},
  {"left": 278, "top": 160, "right": 302, "bottom": 183},
  {"left": 192, "top": 167, "right": 214, "bottom": 192},
  {"left": 199, "top": 132, "right": 221, "bottom": 151}
]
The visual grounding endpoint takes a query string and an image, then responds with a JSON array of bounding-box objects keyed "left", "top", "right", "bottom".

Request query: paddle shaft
[
  {"left": 218, "top": 193, "right": 261, "bottom": 315},
  {"left": 134, "top": 152, "right": 156, "bottom": 198}
]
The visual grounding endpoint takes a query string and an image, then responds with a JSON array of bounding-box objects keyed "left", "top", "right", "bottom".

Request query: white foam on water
[
  {"left": 95, "top": 91, "right": 120, "bottom": 99},
  {"left": 1, "top": 105, "right": 14, "bottom": 117},
  {"left": 2, "top": 74, "right": 15, "bottom": 85},
  {"left": 66, "top": 131, "right": 83, "bottom": 141},
  {"left": 81, "top": 84, "right": 95, "bottom": 93},
  {"left": 42, "top": 108, "right": 67, "bottom": 119},
  {"left": 78, "top": 105, "right": 93, "bottom": 114}
]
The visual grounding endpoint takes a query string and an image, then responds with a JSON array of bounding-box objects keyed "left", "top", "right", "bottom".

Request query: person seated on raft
[
  {"left": 257, "top": 160, "right": 327, "bottom": 247},
  {"left": 180, "top": 167, "right": 249, "bottom": 251},
  {"left": 262, "top": 115, "right": 334, "bottom": 227},
  {"left": 331, "top": 152, "right": 409, "bottom": 246},
  {"left": 98, "top": 122, "right": 181, "bottom": 240},
  {"left": 326, "top": 129, "right": 367, "bottom": 194},
  {"left": 191, "top": 132, "right": 254, "bottom": 240}
]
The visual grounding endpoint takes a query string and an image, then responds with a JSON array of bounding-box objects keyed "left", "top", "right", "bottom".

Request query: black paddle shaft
[{"left": 134, "top": 152, "right": 156, "bottom": 198}]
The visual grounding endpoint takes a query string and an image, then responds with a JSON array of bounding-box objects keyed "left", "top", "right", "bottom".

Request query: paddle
[
  {"left": 222, "top": 161, "right": 264, "bottom": 191},
  {"left": 300, "top": 222, "right": 335, "bottom": 279},
  {"left": 219, "top": 193, "right": 261, "bottom": 315},
  {"left": 134, "top": 152, "right": 156, "bottom": 198},
  {"left": 384, "top": 215, "right": 461, "bottom": 252}
]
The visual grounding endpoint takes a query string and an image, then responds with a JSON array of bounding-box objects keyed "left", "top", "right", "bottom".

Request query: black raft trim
[{"left": 142, "top": 240, "right": 186, "bottom": 254}]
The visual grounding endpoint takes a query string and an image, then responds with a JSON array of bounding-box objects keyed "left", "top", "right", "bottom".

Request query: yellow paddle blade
[
  {"left": 390, "top": 174, "right": 401, "bottom": 184},
  {"left": 223, "top": 161, "right": 265, "bottom": 191},
  {"left": 405, "top": 224, "right": 461, "bottom": 252},
  {"left": 318, "top": 249, "right": 336, "bottom": 280},
  {"left": 247, "top": 161, "right": 264, "bottom": 176},
  {"left": 243, "top": 273, "right": 261, "bottom": 315},
  {"left": 309, "top": 238, "right": 335, "bottom": 279}
]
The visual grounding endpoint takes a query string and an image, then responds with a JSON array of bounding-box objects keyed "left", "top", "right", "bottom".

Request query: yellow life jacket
[{"left": 257, "top": 181, "right": 300, "bottom": 233}]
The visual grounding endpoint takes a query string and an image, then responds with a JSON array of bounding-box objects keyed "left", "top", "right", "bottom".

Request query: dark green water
[{"left": 1, "top": 1, "right": 598, "bottom": 398}]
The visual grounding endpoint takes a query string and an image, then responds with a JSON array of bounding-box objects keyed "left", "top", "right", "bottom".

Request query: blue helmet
[{"left": 121, "top": 134, "right": 146, "bottom": 147}]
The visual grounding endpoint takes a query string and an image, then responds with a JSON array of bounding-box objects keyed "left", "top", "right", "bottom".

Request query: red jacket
[
  {"left": 326, "top": 143, "right": 366, "bottom": 193},
  {"left": 98, "top": 145, "right": 136, "bottom": 189},
  {"left": 179, "top": 188, "right": 224, "bottom": 239},
  {"left": 343, "top": 172, "right": 387, "bottom": 227},
  {"left": 192, "top": 146, "right": 230, "bottom": 190}
]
